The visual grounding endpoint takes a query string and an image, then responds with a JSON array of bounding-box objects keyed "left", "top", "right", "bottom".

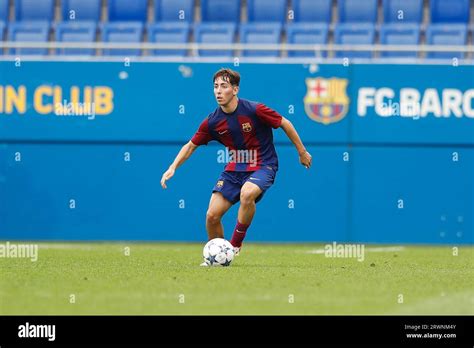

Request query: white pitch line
[
  {"left": 366, "top": 246, "right": 406, "bottom": 252},
  {"left": 305, "top": 246, "right": 405, "bottom": 254},
  {"left": 37, "top": 243, "right": 99, "bottom": 250}
]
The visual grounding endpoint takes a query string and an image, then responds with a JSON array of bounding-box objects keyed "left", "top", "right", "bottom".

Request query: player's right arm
[
  {"left": 161, "top": 117, "right": 213, "bottom": 189},
  {"left": 161, "top": 140, "right": 198, "bottom": 189}
]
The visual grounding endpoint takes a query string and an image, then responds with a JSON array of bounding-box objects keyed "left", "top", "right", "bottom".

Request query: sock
[{"left": 230, "top": 221, "right": 250, "bottom": 248}]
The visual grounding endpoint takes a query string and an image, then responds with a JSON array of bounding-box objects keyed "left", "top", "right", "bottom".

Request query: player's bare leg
[
  {"left": 238, "top": 182, "right": 261, "bottom": 224},
  {"left": 206, "top": 192, "right": 233, "bottom": 240},
  {"left": 230, "top": 182, "right": 263, "bottom": 254}
]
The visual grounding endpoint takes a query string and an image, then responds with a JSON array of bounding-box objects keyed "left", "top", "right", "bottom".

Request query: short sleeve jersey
[{"left": 191, "top": 98, "right": 282, "bottom": 172}]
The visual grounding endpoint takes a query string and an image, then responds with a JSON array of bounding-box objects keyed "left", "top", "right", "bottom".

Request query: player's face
[{"left": 214, "top": 77, "right": 238, "bottom": 106}]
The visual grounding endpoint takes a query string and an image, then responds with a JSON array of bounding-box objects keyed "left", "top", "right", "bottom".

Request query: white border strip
[{"left": 306, "top": 246, "right": 406, "bottom": 254}]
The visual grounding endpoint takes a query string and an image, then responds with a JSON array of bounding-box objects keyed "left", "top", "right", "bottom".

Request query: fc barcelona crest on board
[{"left": 304, "top": 78, "right": 349, "bottom": 125}]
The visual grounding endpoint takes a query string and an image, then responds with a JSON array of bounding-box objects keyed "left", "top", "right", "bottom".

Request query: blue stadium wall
[{"left": 0, "top": 62, "right": 472, "bottom": 244}]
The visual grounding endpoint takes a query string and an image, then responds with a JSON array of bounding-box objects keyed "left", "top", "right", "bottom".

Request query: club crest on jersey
[
  {"left": 241, "top": 122, "right": 252, "bottom": 132},
  {"left": 304, "top": 77, "right": 349, "bottom": 125},
  {"left": 216, "top": 180, "right": 224, "bottom": 188}
]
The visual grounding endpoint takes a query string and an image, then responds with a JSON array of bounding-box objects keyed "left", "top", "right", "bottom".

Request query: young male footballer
[{"left": 161, "top": 68, "right": 312, "bottom": 265}]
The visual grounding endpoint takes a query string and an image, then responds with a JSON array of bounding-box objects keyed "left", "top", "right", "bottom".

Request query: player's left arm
[
  {"left": 256, "top": 103, "right": 312, "bottom": 169},
  {"left": 279, "top": 117, "right": 312, "bottom": 169}
]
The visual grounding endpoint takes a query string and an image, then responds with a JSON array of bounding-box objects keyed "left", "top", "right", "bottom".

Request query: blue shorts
[{"left": 212, "top": 166, "right": 277, "bottom": 205}]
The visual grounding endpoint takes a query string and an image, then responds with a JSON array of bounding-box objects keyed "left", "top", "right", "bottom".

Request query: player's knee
[
  {"left": 240, "top": 189, "right": 256, "bottom": 206},
  {"left": 206, "top": 210, "right": 222, "bottom": 225}
]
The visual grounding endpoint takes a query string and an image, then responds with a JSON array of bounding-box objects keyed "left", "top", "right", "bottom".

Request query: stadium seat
[
  {"left": 334, "top": 23, "right": 375, "bottom": 58},
  {"left": 0, "top": 0, "right": 5, "bottom": 53},
  {"left": 379, "top": 23, "right": 420, "bottom": 58},
  {"left": 426, "top": 24, "right": 467, "bottom": 59},
  {"left": 247, "top": 0, "right": 286, "bottom": 24},
  {"left": 194, "top": 23, "right": 236, "bottom": 57},
  {"left": 338, "top": 0, "right": 378, "bottom": 23},
  {"left": 0, "top": 21, "right": 5, "bottom": 42},
  {"left": 8, "top": 22, "right": 50, "bottom": 55},
  {"left": 291, "top": 0, "right": 332, "bottom": 24},
  {"left": 147, "top": 22, "right": 190, "bottom": 56},
  {"left": 286, "top": 23, "right": 329, "bottom": 57},
  {"left": 15, "top": 0, "right": 55, "bottom": 22},
  {"left": 239, "top": 23, "right": 282, "bottom": 57},
  {"left": 101, "top": 22, "right": 144, "bottom": 56},
  {"left": 471, "top": 24, "right": 474, "bottom": 49},
  {"left": 55, "top": 21, "right": 97, "bottom": 55},
  {"left": 201, "top": 0, "right": 241, "bottom": 23},
  {"left": 61, "top": 0, "right": 101, "bottom": 22},
  {"left": 155, "top": 0, "right": 195, "bottom": 23},
  {"left": 108, "top": 0, "right": 148, "bottom": 23},
  {"left": 382, "top": 0, "right": 423, "bottom": 23},
  {"left": 0, "top": 0, "right": 8, "bottom": 22},
  {"left": 430, "top": 0, "right": 470, "bottom": 24}
]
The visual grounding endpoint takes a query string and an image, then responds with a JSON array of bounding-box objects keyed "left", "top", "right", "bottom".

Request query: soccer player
[{"left": 161, "top": 68, "right": 312, "bottom": 265}]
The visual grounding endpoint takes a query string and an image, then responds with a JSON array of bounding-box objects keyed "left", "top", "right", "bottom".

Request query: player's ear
[{"left": 233, "top": 86, "right": 239, "bottom": 96}]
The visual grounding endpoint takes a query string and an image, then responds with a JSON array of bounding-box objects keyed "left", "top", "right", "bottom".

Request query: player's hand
[
  {"left": 161, "top": 167, "right": 175, "bottom": 189},
  {"left": 299, "top": 150, "right": 312, "bottom": 169}
]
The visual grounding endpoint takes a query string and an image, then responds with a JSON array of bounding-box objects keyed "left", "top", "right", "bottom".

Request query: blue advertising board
[{"left": 0, "top": 62, "right": 472, "bottom": 244}]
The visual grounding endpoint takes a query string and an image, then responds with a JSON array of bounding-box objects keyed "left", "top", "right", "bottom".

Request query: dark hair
[{"left": 213, "top": 68, "right": 240, "bottom": 86}]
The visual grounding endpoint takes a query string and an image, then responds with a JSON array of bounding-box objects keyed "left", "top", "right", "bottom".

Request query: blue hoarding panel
[
  {"left": 0, "top": 143, "right": 348, "bottom": 242},
  {"left": 351, "top": 147, "right": 473, "bottom": 244},
  {"left": 0, "top": 62, "right": 473, "bottom": 243}
]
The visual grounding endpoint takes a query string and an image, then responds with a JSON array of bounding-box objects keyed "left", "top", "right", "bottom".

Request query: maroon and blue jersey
[{"left": 191, "top": 98, "right": 283, "bottom": 172}]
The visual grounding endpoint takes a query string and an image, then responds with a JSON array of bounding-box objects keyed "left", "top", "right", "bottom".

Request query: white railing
[
  {"left": 0, "top": 41, "right": 472, "bottom": 52},
  {"left": 0, "top": 42, "right": 472, "bottom": 63}
]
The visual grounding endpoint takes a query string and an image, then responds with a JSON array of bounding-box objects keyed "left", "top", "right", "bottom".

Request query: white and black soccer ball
[{"left": 202, "top": 238, "right": 235, "bottom": 267}]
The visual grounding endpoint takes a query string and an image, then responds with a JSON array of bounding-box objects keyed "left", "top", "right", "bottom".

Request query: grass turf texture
[{"left": 0, "top": 243, "right": 472, "bottom": 315}]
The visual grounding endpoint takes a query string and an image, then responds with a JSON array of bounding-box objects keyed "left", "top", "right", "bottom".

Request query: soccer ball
[{"left": 202, "top": 238, "right": 235, "bottom": 267}]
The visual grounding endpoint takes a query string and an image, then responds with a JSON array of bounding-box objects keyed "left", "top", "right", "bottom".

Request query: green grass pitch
[{"left": 0, "top": 242, "right": 472, "bottom": 315}]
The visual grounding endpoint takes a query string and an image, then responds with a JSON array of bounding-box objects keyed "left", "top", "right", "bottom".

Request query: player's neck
[{"left": 220, "top": 97, "right": 239, "bottom": 114}]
